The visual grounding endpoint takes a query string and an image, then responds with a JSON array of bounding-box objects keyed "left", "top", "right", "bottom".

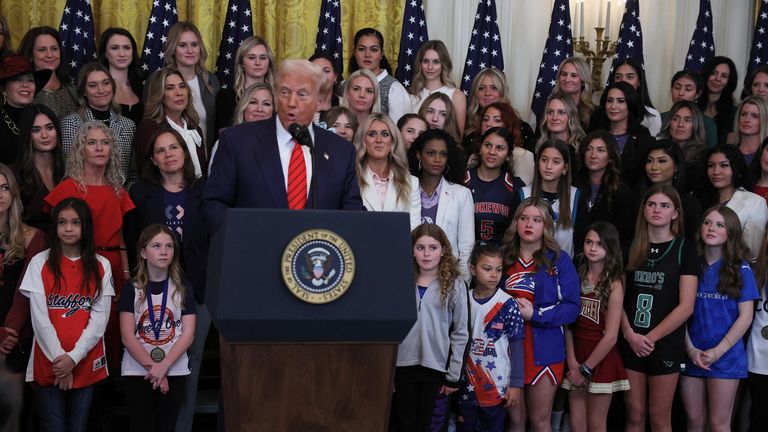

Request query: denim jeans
[{"left": 36, "top": 384, "right": 95, "bottom": 432}]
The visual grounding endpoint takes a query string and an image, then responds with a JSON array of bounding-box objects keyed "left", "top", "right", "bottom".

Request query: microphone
[
  {"left": 288, "top": 123, "right": 314, "bottom": 148},
  {"left": 287, "top": 123, "right": 317, "bottom": 209}
]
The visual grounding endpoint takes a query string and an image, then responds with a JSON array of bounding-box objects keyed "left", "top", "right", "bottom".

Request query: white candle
[
  {"left": 606, "top": 0, "right": 612, "bottom": 36},
  {"left": 573, "top": 1, "right": 578, "bottom": 38},
  {"left": 598, "top": 0, "right": 604, "bottom": 27},
  {"left": 580, "top": 0, "right": 585, "bottom": 38}
]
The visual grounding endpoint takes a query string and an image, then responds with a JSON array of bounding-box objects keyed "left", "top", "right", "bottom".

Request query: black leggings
[
  {"left": 748, "top": 372, "right": 768, "bottom": 432},
  {"left": 390, "top": 366, "right": 446, "bottom": 432},
  {"left": 124, "top": 375, "right": 186, "bottom": 432}
]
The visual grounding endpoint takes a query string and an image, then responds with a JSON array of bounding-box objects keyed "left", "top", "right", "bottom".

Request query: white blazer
[
  {"left": 727, "top": 188, "right": 768, "bottom": 262},
  {"left": 360, "top": 170, "right": 422, "bottom": 230},
  {"left": 434, "top": 180, "right": 476, "bottom": 283}
]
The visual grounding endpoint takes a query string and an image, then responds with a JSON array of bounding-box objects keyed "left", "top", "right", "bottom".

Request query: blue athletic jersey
[
  {"left": 464, "top": 169, "right": 523, "bottom": 245},
  {"left": 686, "top": 260, "right": 759, "bottom": 378}
]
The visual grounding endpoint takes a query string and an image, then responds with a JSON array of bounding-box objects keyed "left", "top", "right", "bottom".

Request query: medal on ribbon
[{"left": 146, "top": 279, "right": 169, "bottom": 363}]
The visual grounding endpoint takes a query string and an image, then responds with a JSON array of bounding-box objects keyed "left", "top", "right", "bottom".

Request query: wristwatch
[{"left": 579, "top": 363, "right": 593, "bottom": 380}]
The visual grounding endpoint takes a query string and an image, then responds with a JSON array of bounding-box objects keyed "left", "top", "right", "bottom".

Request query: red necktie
[{"left": 287, "top": 140, "right": 307, "bottom": 209}]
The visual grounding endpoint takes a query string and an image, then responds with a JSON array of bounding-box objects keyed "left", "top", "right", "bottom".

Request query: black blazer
[
  {"left": 574, "top": 182, "right": 636, "bottom": 254},
  {"left": 123, "top": 180, "right": 208, "bottom": 303}
]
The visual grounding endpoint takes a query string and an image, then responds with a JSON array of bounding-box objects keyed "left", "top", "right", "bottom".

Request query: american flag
[
  {"left": 610, "top": 0, "right": 644, "bottom": 72},
  {"left": 460, "top": 0, "right": 505, "bottom": 96},
  {"left": 215, "top": 0, "right": 253, "bottom": 89},
  {"left": 58, "top": 0, "right": 97, "bottom": 82},
  {"left": 314, "top": 0, "right": 343, "bottom": 79},
  {"left": 140, "top": 0, "right": 179, "bottom": 73},
  {"left": 530, "top": 0, "right": 573, "bottom": 123},
  {"left": 395, "top": 0, "right": 429, "bottom": 88},
  {"left": 748, "top": 0, "right": 768, "bottom": 74},
  {"left": 683, "top": 0, "right": 715, "bottom": 72}
]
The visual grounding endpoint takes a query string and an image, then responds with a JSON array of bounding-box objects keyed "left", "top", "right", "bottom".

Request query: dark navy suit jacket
[
  {"left": 124, "top": 180, "right": 209, "bottom": 302},
  {"left": 203, "top": 117, "right": 365, "bottom": 228}
]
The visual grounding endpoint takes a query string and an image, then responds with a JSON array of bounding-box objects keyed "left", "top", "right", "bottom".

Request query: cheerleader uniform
[
  {"left": 562, "top": 282, "right": 630, "bottom": 393},
  {"left": 504, "top": 251, "right": 580, "bottom": 385}
]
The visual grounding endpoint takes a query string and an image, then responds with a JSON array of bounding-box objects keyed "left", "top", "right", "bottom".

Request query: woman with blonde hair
[
  {"left": 45, "top": 121, "right": 135, "bottom": 370},
  {"left": 353, "top": 112, "right": 420, "bottom": 228},
  {"left": 553, "top": 57, "right": 595, "bottom": 129},
  {"left": 465, "top": 68, "right": 511, "bottom": 137},
  {"left": 0, "top": 163, "right": 46, "bottom": 378},
  {"left": 729, "top": 95, "right": 768, "bottom": 165},
  {"left": 60, "top": 62, "right": 138, "bottom": 189},
  {"left": 208, "top": 83, "right": 273, "bottom": 171},
  {"left": 134, "top": 68, "right": 206, "bottom": 179},
  {"left": 408, "top": 40, "right": 467, "bottom": 135},
  {"left": 536, "top": 91, "right": 585, "bottom": 152},
  {"left": 160, "top": 21, "right": 220, "bottom": 150},
  {"left": 418, "top": 92, "right": 460, "bottom": 143},
  {"left": 464, "top": 68, "right": 535, "bottom": 155},
  {"left": 215, "top": 36, "right": 275, "bottom": 131},
  {"left": 340, "top": 68, "right": 381, "bottom": 126}
]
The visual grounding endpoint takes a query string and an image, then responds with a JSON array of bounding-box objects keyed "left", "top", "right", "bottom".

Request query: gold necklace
[{"left": 2, "top": 108, "right": 19, "bottom": 135}]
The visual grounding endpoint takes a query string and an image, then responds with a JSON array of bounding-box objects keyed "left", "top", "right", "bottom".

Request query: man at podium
[{"left": 203, "top": 59, "right": 365, "bottom": 227}]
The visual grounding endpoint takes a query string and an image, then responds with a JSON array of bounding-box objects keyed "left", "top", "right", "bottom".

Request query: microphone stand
[{"left": 309, "top": 140, "right": 317, "bottom": 210}]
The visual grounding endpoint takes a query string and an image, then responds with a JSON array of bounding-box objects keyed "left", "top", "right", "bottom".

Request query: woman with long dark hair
[
  {"left": 407, "top": 128, "right": 473, "bottom": 282},
  {"left": 573, "top": 130, "right": 634, "bottom": 251},
  {"left": 15, "top": 104, "right": 65, "bottom": 231},
  {"left": 588, "top": 81, "right": 653, "bottom": 188},
  {"left": 636, "top": 140, "right": 702, "bottom": 241},
  {"left": 661, "top": 70, "right": 718, "bottom": 148},
  {"left": 348, "top": 27, "right": 410, "bottom": 123},
  {"left": 98, "top": 28, "right": 145, "bottom": 125},
  {"left": 464, "top": 127, "right": 524, "bottom": 244},
  {"left": 697, "top": 56, "right": 738, "bottom": 146},
  {"left": 18, "top": 26, "right": 77, "bottom": 120},
  {"left": 608, "top": 57, "right": 661, "bottom": 137},
  {"left": 695, "top": 145, "right": 768, "bottom": 261}
]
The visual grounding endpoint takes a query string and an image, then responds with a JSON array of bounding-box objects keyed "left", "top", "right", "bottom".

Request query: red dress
[
  {"left": 45, "top": 178, "right": 135, "bottom": 369},
  {"left": 562, "top": 284, "right": 629, "bottom": 394}
]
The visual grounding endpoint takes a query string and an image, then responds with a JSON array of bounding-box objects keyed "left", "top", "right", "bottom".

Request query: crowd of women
[{"left": 1, "top": 15, "right": 768, "bottom": 432}]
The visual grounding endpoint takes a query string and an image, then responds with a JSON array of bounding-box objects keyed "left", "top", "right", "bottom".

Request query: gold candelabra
[{"left": 573, "top": 27, "right": 617, "bottom": 92}]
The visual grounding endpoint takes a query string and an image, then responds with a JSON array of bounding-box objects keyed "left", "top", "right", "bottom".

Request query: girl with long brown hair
[
  {"left": 681, "top": 206, "right": 758, "bottom": 432},
  {"left": 563, "top": 222, "right": 629, "bottom": 432},
  {"left": 392, "top": 223, "right": 468, "bottom": 431},
  {"left": 621, "top": 184, "right": 698, "bottom": 432}
]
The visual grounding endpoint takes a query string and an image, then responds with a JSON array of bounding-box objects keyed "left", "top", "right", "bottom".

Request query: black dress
[{"left": 0, "top": 103, "right": 24, "bottom": 164}]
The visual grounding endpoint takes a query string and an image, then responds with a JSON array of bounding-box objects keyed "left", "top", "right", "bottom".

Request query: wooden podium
[{"left": 207, "top": 209, "right": 417, "bottom": 431}]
